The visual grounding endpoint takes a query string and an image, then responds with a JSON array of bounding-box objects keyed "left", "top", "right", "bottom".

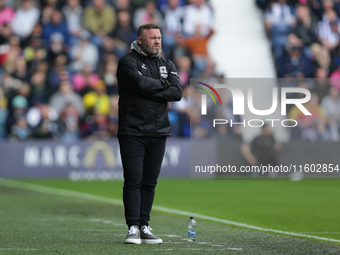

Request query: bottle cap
[{"left": 190, "top": 216, "right": 194, "bottom": 219}]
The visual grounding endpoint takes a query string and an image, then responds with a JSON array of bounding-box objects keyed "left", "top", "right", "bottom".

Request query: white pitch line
[
  {"left": 89, "top": 218, "right": 125, "bottom": 226},
  {"left": 299, "top": 232, "right": 340, "bottom": 234},
  {"left": 0, "top": 248, "right": 38, "bottom": 251},
  {"left": 156, "top": 248, "right": 242, "bottom": 251},
  {"left": 1, "top": 178, "right": 340, "bottom": 244},
  {"left": 158, "top": 234, "right": 182, "bottom": 237}
]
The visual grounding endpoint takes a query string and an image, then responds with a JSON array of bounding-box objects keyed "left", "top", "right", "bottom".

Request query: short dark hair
[{"left": 138, "top": 23, "right": 160, "bottom": 37}]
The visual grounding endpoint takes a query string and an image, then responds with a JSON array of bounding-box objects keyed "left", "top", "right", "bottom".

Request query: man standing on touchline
[{"left": 116, "top": 23, "right": 183, "bottom": 244}]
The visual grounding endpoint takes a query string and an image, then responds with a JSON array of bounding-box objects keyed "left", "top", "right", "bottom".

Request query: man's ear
[{"left": 137, "top": 36, "right": 143, "bottom": 45}]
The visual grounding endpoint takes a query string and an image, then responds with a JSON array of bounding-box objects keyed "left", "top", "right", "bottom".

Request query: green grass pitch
[{"left": 0, "top": 178, "right": 339, "bottom": 254}]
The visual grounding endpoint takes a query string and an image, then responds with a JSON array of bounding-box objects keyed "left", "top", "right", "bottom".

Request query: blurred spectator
[
  {"left": 301, "top": 118, "right": 338, "bottom": 142},
  {"left": 240, "top": 124, "right": 280, "bottom": 171},
  {"left": 310, "top": 43, "right": 331, "bottom": 71},
  {"left": 310, "top": 0, "right": 332, "bottom": 21},
  {"left": 49, "top": 80, "right": 84, "bottom": 116},
  {"left": 334, "top": 0, "right": 340, "bottom": 17},
  {"left": 42, "top": 0, "right": 59, "bottom": 10},
  {"left": 24, "top": 23, "right": 43, "bottom": 45},
  {"left": 42, "top": 9, "right": 70, "bottom": 46},
  {"left": 47, "top": 54, "right": 70, "bottom": 89},
  {"left": 47, "top": 33, "right": 68, "bottom": 66},
  {"left": 202, "top": 56, "right": 218, "bottom": 81},
  {"left": 6, "top": 95, "right": 28, "bottom": 135},
  {"left": 107, "top": 94, "right": 118, "bottom": 137},
  {"left": 29, "top": 71, "right": 51, "bottom": 104},
  {"left": 115, "top": 0, "right": 133, "bottom": 14},
  {"left": 83, "top": 80, "right": 110, "bottom": 115},
  {"left": 81, "top": 111, "right": 110, "bottom": 139},
  {"left": 256, "top": 0, "right": 270, "bottom": 12},
  {"left": 330, "top": 45, "right": 340, "bottom": 72},
  {"left": 321, "top": 86, "right": 340, "bottom": 121},
  {"left": 9, "top": 116, "right": 31, "bottom": 141},
  {"left": 161, "top": 0, "right": 184, "bottom": 57},
  {"left": 183, "top": 0, "right": 213, "bottom": 37},
  {"left": 40, "top": 3, "right": 54, "bottom": 25},
  {"left": 172, "top": 84, "right": 189, "bottom": 136},
  {"left": 99, "top": 36, "right": 126, "bottom": 63},
  {"left": 0, "top": 0, "right": 15, "bottom": 26},
  {"left": 62, "top": 0, "right": 83, "bottom": 43},
  {"left": 329, "top": 64, "right": 340, "bottom": 90},
  {"left": 11, "top": 0, "right": 40, "bottom": 39},
  {"left": 101, "top": 60, "right": 118, "bottom": 94},
  {"left": 70, "top": 30, "right": 99, "bottom": 72},
  {"left": 133, "top": 1, "right": 163, "bottom": 31},
  {"left": 186, "top": 25, "right": 214, "bottom": 77},
  {"left": 169, "top": 33, "right": 193, "bottom": 64},
  {"left": 26, "top": 101, "right": 58, "bottom": 138},
  {"left": 1, "top": 73, "right": 23, "bottom": 93},
  {"left": 190, "top": 110, "right": 211, "bottom": 138},
  {"left": 0, "top": 35, "right": 21, "bottom": 74},
  {"left": 58, "top": 103, "right": 80, "bottom": 142},
  {"left": 174, "top": 56, "right": 191, "bottom": 85},
  {"left": 173, "top": 84, "right": 190, "bottom": 114},
  {"left": 288, "top": 92, "right": 326, "bottom": 137},
  {"left": 130, "top": 0, "right": 148, "bottom": 9},
  {"left": 111, "top": 10, "right": 137, "bottom": 48},
  {"left": 317, "top": 9, "right": 340, "bottom": 50},
  {"left": 293, "top": 5, "right": 318, "bottom": 47},
  {"left": 16, "top": 83, "right": 31, "bottom": 104},
  {"left": 265, "top": 0, "right": 296, "bottom": 30},
  {"left": 11, "top": 57, "right": 30, "bottom": 82},
  {"left": 72, "top": 65, "right": 100, "bottom": 94},
  {"left": 314, "top": 67, "right": 331, "bottom": 101},
  {"left": 277, "top": 45, "right": 313, "bottom": 78},
  {"left": 158, "top": 0, "right": 185, "bottom": 12},
  {"left": 265, "top": 0, "right": 296, "bottom": 59},
  {"left": 23, "top": 35, "right": 47, "bottom": 68},
  {"left": 36, "top": 60, "right": 49, "bottom": 74},
  {"left": 29, "top": 103, "right": 59, "bottom": 139},
  {"left": 84, "top": 0, "right": 117, "bottom": 47},
  {"left": 0, "top": 87, "right": 8, "bottom": 139},
  {"left": 109, "top": 94, "right": 119, "bottom": 117},
  {"left": 0, "top": 23, "right": 13, "bottom": 45}
]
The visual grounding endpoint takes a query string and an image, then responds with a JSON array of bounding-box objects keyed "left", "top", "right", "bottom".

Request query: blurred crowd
[
  {"left": 258, "top": 0, "right": 340, "bottom": 142},
  {"left": 0, "top": 0, "right": 223, "bottom": 142}
]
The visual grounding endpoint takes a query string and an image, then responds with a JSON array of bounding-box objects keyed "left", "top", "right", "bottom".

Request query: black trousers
[{"left": 118, "top": 136, "right": 166, "bottom": 228}]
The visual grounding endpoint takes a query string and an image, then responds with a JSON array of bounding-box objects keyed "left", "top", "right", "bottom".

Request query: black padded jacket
[{"left": 117, "top": 47, "right": 183, "bottom": 137}]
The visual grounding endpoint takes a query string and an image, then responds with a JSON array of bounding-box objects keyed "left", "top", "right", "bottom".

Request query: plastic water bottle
[{"left": 188, "top": 216, "right": 196, "bottom": 242}]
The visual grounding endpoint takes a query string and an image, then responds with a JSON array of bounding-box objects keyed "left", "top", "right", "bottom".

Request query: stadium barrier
[
  {"left": 0, "top": 139, "right": 190, "bottom": 180},
  {"left": 0, "top": 139, "right": 339, "bottom": 179}
]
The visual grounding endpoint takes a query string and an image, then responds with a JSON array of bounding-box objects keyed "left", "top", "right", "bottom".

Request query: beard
[{"left": 141, "top": 41, "right": 162, "bottom": 56}]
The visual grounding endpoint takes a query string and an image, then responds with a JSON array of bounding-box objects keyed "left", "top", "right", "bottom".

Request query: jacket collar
[
  {"left": 131, "top": 40, "right": 160, "bottom": 58},
  {"left": 131, "top": 40, "right": 146, "bottom": 56}
]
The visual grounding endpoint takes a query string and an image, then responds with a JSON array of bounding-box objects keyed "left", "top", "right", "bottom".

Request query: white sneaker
[
  {"left": 140, "top": 225, "right": 163, "bottom": 244},
  {"left": 124, "top": 225, "right": 141, "bottom": 244}
]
